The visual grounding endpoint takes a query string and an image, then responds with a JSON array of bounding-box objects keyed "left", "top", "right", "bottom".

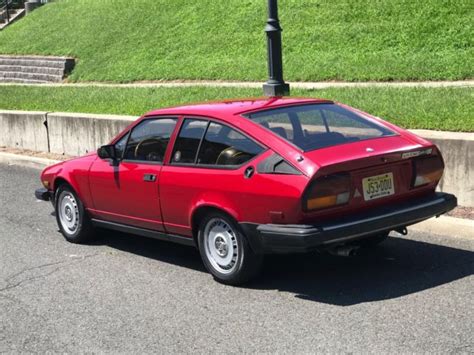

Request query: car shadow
[
  {"left": 252, "top": 237, "right": 474, "bottom": 305},
  {"left": 90, "top": 228, "right": 206, "bottom": 272},
  {"left": 91, "top": 230, "right": 473, "bottom": 306}
]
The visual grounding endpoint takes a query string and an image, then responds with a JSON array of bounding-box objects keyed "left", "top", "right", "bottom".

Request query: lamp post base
[{"left": 262, "top": 82, "right": 290, "bottom": 97}]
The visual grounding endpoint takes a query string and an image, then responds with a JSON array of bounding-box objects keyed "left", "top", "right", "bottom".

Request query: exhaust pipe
[{"left": 328, "top": 245, "right": 359, "bottom": 257}]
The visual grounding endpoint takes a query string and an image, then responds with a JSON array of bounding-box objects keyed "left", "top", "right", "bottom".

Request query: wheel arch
[
  {"left": 53, "top": 176, "right": 70, "bottom": 190},
  {"left": 190, "top": 204, "right": 239, "bottom": 246},
  {"left": 52, "top": 174, "right": 90, "bottom": 208}
]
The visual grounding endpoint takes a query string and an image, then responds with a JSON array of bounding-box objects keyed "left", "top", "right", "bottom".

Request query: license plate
[{"left": 362, "top": 172, "right": 395, "bottom": 201}]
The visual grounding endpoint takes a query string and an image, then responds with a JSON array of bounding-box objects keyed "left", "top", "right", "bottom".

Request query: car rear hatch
[{"left": 300, "top": 135, "right": 440, "bottom": 222}]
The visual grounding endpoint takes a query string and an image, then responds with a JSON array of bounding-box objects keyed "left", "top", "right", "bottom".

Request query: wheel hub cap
[
  {"left": 214, "top": 236, "right": 228, "bottom": 257},
  {"left": 65, "top": 206, "right": 73, "bottom": 221},
  {"left": 204, "top": 218, "right": 238, "bottom": 274}
]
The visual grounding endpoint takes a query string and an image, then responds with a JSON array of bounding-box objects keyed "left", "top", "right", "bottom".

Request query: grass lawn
[
  {"left": 1, "top": 85, "right": 472, "bottom": 131},
  {"left": 0, "top": 0, "right": 472, "bottom": 82}
]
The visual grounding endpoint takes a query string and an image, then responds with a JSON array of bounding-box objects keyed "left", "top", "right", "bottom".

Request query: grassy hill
[{"left": 0, "top": 0, "right": 472, "bottom": 83}]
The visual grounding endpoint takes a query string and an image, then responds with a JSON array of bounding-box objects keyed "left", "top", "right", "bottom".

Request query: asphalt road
[{"left": 1, "top": 164, "right": 473, "bottom": 353}]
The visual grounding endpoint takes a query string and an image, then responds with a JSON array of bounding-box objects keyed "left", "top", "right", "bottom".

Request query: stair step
[
  {"left": 0, "top": 55, "right": 73, "bottom": 62},
  {"left": 0, "top": 57, "right": 68, "bottom": 69},
  {"left": 0, "top": 64, "right": 65, "bottom": 75},
  {"left": 0, "top": 55, "right": 75, "bottom": 82},
  {"left": 0, "top": 71, "right": 63, "bottom": 82},
  {"left": 0, "top": 10, "right": 20, "bottom": 20},
  {"left": 0, "top": 9, "right": 21, "bottom": 15},
  {"left": 0, "top": 77, "right": 50, "bottom": 84}
]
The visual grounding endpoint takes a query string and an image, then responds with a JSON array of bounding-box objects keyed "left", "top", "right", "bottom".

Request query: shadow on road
[
  {"left": 92, "top": 229, "right": 206, "bottom": 272},
  {"left": 92, "top": 230, "right": 474, "bottom": 306}
]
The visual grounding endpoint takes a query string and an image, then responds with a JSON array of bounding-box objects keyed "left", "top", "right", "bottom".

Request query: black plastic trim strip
[{"left": 91, "top": 219, "right": 196, "bottom": 247}]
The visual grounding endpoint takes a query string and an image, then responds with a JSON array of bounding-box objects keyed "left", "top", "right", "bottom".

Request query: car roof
[{"left": 144, "top": 97, "right": 334, "bottom": 118}]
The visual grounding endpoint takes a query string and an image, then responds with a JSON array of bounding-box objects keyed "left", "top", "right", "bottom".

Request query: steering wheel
[{"left": 134, "top": 138, "right": 165, "bottom": 161}]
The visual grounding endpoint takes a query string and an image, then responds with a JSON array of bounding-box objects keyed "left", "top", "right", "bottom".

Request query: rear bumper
[
  {"left": 240, "top": 192, "right": 457, "bottom": 254},
  {"left": 35, "top": 188, "right": 52, "bottom": 202}
]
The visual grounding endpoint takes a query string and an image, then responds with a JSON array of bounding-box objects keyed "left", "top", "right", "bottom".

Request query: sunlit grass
[
  {"left": 0, "top": 0, "right": 471, "bottom": 82},
  {"left": 1, "top": 85, "right": 472, "bottom": 131}
]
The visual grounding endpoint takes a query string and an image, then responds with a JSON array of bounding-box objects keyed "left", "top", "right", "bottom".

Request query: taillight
[
  {"left": 412, "top": 155, "right": 444, "bottom": 187},
  {"left": 304, "top": 173, "right": 351, "bottom": 211}
]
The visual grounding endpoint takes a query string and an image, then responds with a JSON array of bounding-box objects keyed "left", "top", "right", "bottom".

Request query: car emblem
[
  {"left": 353, "top": 188, "right": 362, "bottom": 198},
  {"left": 366, "top": 147, "right": 374, "bottom": 152}
]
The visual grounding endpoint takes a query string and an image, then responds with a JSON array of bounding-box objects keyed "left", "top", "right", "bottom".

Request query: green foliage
[
  {"left": 0, "top": 85, "right": 472, "bottom": 131},
  {"left": 0, "top": 0, "right": 472, "bottom": 82}
]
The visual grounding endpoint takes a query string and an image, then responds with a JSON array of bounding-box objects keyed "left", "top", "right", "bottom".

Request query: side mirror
[{"left": 97, "top": 144, "right": 117, "bottom": 160}]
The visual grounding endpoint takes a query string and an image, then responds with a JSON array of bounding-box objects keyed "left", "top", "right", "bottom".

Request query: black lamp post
[{"left": 262, "top": 0, "right": 290, "bottom": 97}]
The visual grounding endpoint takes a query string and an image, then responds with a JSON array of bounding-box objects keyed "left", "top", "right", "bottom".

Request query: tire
[
  {"left": 353, "top": 232, "right": 389, "bottom": 248},
  {"left": 55, "top": 184, "right": 95, "bottom": 244},
  {"left": 198, "top": 212, "right": 263, "bottom": 285}
]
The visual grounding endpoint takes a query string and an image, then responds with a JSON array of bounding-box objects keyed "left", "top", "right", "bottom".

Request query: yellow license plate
[{"left": 362, "top": 172, "right": 395, "bottom": 201}]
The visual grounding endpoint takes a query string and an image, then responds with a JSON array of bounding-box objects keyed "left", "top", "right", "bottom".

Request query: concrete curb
[
  {"left": 408, "top": 215, "right": 473, "bottom": 240},
  {"left": 0, "top": 152, "right": 60, "bottom": 169}
]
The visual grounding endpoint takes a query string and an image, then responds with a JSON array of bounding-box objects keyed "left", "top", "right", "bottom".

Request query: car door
[
  {"left": 159, "top": 118, "right": 264, "bottom": 236},
  {"left": 88, "top": 117, "right": 178, "bottom": 231}
]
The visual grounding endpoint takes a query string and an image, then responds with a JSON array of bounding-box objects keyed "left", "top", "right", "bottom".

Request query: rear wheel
[
  {"left": 55, "top": 184, "right": 95, "bottom": 243},
  {"left": 198, "top": 212, "right": 262, "bottom": 285}
]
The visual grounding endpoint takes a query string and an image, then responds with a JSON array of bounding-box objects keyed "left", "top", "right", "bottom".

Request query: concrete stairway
[
  {"left": 0, "top": 55, "right": 75, "bottom": 83},
  {"left": 0, "top": 8, "right": 25, "bottom": 30}
]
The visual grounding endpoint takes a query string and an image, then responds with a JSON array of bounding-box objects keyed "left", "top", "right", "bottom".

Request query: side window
[
  {"left": 197, "top": 122, "right": 263, "bottom": 166},
  {"left": 123, "top": 118, "right": 177, "bottom": 162},
  {"left": 171, "top": 119, "right": 208, "bottom": 164}
]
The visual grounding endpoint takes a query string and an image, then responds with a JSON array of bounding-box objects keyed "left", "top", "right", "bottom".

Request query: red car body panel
[
  {"left": 39, "top": 97, "right": 454, "bottom": 250},
  {"left": 87, "top": 160, "right": 166, "bottom": 231},
  {"left": 159, "top": 158, "right": 308, "bottom": 236}
]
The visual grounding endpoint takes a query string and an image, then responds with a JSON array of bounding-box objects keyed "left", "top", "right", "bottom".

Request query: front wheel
[
  {"left": 55, "top": 184, "right": 95, "bottom": 244},
  {"left": 198, "top": 212, "right": 262, "bottom": 285}
]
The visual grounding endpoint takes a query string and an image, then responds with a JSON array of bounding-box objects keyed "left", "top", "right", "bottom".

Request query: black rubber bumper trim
[
  {"left": 241, "top": 192, "right": 457, "bottom": 254},
  {"left": 91, "top": 219, "right": 196, "bottom": 247},
  {"left": 35, "top": 188, "right": 51, "bottom": 201}
]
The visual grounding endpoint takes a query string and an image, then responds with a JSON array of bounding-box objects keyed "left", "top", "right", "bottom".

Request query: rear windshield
[{"left": 245, "top": 103, "right": 395, "bottom": 151}]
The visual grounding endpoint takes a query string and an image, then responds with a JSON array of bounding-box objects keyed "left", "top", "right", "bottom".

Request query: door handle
[{"left": 143, "top": 174, "right": 157, "bottom": 182}]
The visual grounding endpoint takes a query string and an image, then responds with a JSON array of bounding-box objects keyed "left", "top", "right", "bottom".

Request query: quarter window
[
  {"left": 197, "top": 122, "right": 263, "bottom": 166},
  {"left": 123, "top": 118, "right": 177, "bottom": 162}
]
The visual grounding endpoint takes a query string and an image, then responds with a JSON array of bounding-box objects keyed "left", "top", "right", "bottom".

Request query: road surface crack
[{"left": 0, "top": 253, "right": 100, "bottom": 293}]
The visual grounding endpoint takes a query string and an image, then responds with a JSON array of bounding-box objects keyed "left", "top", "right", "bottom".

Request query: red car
[{"left": 35, "top": 97, "right": 456, "bottom": 284}]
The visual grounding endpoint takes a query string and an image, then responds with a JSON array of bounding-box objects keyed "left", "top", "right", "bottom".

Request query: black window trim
[
  {"left": 170, "top": 116, "right": 267, "bottom": 170},
  {"left": 119, "top": 116, "right": 179, "bottom": 165},
  {"left": 242, "top": 102, "right": 399, "bottom": 153},
  {"left": 194, "top": 120, "right": 211, "bottom": 164}
]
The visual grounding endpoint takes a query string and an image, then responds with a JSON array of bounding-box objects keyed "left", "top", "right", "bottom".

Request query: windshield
[{"left": 245, "top": 103, "right": 395, "bottom": 151}]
